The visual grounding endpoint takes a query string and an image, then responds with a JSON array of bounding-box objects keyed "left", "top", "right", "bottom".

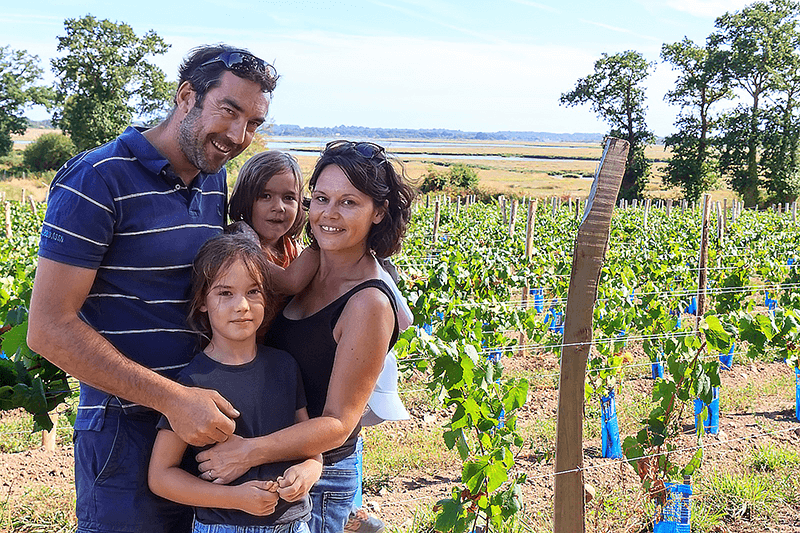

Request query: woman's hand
[
  {"left": 276, "top": 457, "right": 323, "bottom": 502},
  {"left": 196, "top": 434, "right": 253, "bottom": 484}
]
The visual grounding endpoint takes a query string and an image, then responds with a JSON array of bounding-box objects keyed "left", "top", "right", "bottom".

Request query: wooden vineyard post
[
  {"left": 553, "top": 137, "right": 628, "bottom": 533},
  {"left": 28, "top": 195, "right": 37, "bottom": 216},
  {"left": 432, "top": 200, "right": 440, "bottom": 243},
  {"left": 666, "top": 198, "right": 673, "bottom": 217},
  {"left": 696, "top": 194, "right": 711, "bottom": 331},
  {"left": 500, "top": 196, "right": 507, "bottom": 226},
  {"left": 4, "top": 201, "right": 11, "bottom": 239},
  {"left": 509, "top": 199, "right": 517, "bottom": 239}
]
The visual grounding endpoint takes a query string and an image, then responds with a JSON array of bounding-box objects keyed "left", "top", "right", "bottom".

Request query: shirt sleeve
[{"left": 38, "top": 156, "right": 116, "bottom": 269}]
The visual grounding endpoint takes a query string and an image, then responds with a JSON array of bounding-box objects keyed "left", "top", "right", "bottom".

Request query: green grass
[
  {"left": 747, "top": 443, "right": 800, "bottom": 472},
  {"left": 362, "top": 422, "right": 456, "bottom": 477},
  {"left": 0, "top": 486, "right": 76, "bottom": 533},
  {"left": 699, "top": 471, "right": 781, "bottom": 521}
]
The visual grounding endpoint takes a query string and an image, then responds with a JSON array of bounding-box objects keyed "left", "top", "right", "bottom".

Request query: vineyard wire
[
  {"left": 374, "top": 425, "right": 800, "bottom": 510},
  {"left": 394, "top": 350, "right": 753, "bottom": 396}
]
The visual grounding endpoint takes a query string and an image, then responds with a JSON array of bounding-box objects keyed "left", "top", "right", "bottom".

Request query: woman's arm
[
  {"left": 149, "top": 429, "right": 279, "bottom": 516},
  {"left": 266, "top": 247, "right": 320, "bottom": 295},
  {"left": 277, "top": 407, "right": 323, "bottom": 502},
  {"left": 196, "top": 288, "right": 393, "bottom": 483}
]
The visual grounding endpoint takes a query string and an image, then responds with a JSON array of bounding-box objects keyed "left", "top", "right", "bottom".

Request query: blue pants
[
  {"left": 309, "top": 446, "right": 359, "bottom": 533},
  {"left": 192, "top": 517, "right": 311, "bottom": 533},
  {"left": 74, "top": 403, "right": 192, "bottom": 532}
]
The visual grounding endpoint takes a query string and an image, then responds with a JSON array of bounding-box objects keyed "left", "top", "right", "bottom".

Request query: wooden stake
[
  {"left": 4, "top": 201, "right": 11, "bottom": 239},
  {"left": 28, "top": 195, "right": 37, "bottom": 216},
  {"left": 697, "top": 195, "right": 711, "bottom": 331},
  {"left": 554, "top": 138, "right": 629, "bottom": 533},
  {"left": 525, "top": 200, "right": 536, "bottom": 260},
  {"left": 501, "top": 196, "right": 507, "bottom": 225},
  {"left": 509, "top": 199, "right": 517, "bottom": 238},
  {"left": 793, "top": 202, "right": 797, "bottom": 224},
  {"left": 432, "top": 200, "right": 440, "bottom": 242},
  {"left": 666, "top": 199, "right": 672, "bottom": 217}
]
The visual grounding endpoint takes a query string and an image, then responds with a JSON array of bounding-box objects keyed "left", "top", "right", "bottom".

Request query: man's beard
[{"left": 178, "top": 105, "right": 227, "bottom": 174}]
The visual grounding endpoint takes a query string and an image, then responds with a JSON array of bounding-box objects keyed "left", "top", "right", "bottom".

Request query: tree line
[
  {"left": 1, "top": 15, "right": 173, "bottom": 160},
  {"left": 561, "top": 0, "right": 800, "bottom": 205},
  {"left": 4, "top": 3, "right": 800, "bottom": 206}
]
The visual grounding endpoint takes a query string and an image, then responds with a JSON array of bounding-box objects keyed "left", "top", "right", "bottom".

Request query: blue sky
[{"left": 3, "top": 0, "right": 752, "bottom": 136}]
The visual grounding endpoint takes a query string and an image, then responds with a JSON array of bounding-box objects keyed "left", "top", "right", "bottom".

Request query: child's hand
[
  {"left": 277, "top": 458, "right": 323, "bottom": 502},
  {"left": 235, "top": 480, "right": 280, "bottom": 516}
]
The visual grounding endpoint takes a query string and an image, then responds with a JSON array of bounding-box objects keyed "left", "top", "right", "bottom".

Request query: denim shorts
[
  {"left": 74, "top": 402, "right": 193, "bottom": 533},
  {"left": 309, "top": 445, "right": 360, "bottom": 533},
  {"left": 192, "top": 517, "right": 311, "bottom": 533}
]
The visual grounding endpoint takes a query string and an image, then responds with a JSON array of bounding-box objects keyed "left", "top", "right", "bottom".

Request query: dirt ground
[{"left": 1, "top": 358, "right": 799, "bottom": 532}]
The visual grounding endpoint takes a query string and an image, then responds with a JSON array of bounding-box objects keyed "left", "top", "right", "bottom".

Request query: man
[{"left": 27, "top": 44, "right": 277, "bottom": 532}]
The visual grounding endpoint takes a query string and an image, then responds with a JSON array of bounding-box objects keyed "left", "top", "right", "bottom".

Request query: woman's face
[
  {"left": 309, "top": 164, "right": 384, "bottom": 254},
  {"left": 250, "top": 169, "right": 299, "bottom": 249}
]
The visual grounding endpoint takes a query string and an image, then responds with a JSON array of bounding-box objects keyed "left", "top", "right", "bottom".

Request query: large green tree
[
  {"left": 0, "top": 46, "right": 52, "bottom": 157},
  {"left": 560, "top": 50, "right": 654, "bottom": 200},
  {"left": 660, "top": 38, "right": 730, "bottom": 201},
  {"left": 51, "top": 15, "right": 174, "bottom": 151},
  {"left": 710, "top": 0, "right": 800, "bottom": 206}
]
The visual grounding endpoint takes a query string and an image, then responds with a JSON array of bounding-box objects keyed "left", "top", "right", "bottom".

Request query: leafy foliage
[
  {"left": 0, "top": 46, "right": 53, "bottom": 157},
  {"left": 51, "top": 15, "right": 174, "bottom": 151},
  {"left": 560, "top": 50, "right": 655, "bottom": 200},
  {"left": 22, "top": 133, "right": 76, "bottom": 171}
]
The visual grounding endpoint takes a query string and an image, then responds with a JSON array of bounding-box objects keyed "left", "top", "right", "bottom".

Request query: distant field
[{"left": 6, "top": 128, "right": 739, "bottom": 202}]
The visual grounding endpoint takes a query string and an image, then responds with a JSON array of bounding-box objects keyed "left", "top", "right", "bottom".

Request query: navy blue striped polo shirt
[{"left": 38, "top": 126, "right": 226, "bottom": 430}]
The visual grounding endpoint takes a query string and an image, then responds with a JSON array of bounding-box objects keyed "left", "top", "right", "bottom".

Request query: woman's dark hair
[
  {"left": 187, "top": 233, "right": 276, "bottom": 343},
  {"left": 176, "top": 44, "right": 279, "bottom": 108},
  {"left": 307, "top": 141, "right": 416, "bottom": 257},
  {"left": 229, "top": 151, "right": 305, "bottom": 241}
]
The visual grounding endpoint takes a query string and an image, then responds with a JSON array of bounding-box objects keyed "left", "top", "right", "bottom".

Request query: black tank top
[{"left": 265, "top": 278, "right": 398, "bottom": 464}]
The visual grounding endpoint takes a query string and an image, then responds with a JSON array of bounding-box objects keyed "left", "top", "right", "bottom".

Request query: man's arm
[{"left": 27, "top": 257, "right": 239, "bottom": 446}]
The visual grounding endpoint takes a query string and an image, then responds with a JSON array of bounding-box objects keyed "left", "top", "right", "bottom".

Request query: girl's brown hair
[
  {"left": 187, "top": 233, "right": 276, "bottom": 344},
  {"left": 229, "top": 151, "right": 306, "bottom": 242}
]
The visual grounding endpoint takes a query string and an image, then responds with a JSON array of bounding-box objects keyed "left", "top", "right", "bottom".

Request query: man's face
[{"left": 178, "top": 71, "right": 269, "bottom": 174}]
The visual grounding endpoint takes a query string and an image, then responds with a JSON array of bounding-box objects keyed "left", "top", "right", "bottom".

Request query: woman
[{"left": 195, "top": 140, "right": 415, "bottom": 533}]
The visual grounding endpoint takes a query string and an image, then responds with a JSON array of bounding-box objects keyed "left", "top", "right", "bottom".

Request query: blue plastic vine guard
[
  {"left": 694, "top": 387, "right": 720, "bottom": 435},
  {"left": 600, "top": 390, "right": 623, "bottom": 459},
  {"left": 530, "top": 287, "right": 544, "bottom": 312},
  {"left": 765, "top": 290, "right": 777, "bottom": 311},
  {"left": 0, "top": 351, "right": 5, "bottom": 360},
  {"left": 487, "top": 351, "right": 501, "bottom": 364},
  {"left": 795, "top": 367, "right": 799, "bottom": 422},
  {"left": 685, "top": 296, "right": 697, "bottom": 315},
  {"left": 651, "top": 360, "right": 664, "bottom": 379},
  {"left": 653, "top": 482, "right": 692, "bottom": 533},
  {"left": 788, "top": 257, "right": 795, "bottom": 266},
  {"left": 719, "top": 342, "right": 735, "bottom": 370},
  {"left": 497, "top": 408, "right": 505, "bottom": 429}
]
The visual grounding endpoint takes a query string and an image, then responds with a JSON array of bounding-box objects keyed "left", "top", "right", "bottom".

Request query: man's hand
[
  {"left": 234, "top": 480, "right": 279, "bottom": 516},
  {"left": 164, "top": 386, "right": 239, "bottom": 447},
  {"left": 196, "top": 433, "right": 253, "bottom": 484},
  {"left": 277, "top": 458, "right": 323, "bottom": 502}
]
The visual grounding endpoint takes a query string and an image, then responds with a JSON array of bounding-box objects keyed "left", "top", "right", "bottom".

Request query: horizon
[{"left": 5, "top": 0, "right": 754, "bottom": 136}]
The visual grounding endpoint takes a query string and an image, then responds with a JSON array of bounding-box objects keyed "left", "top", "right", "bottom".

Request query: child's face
[
  {"left": 200, "top": 258, "right": 265, "bottom": 346},
  {"left": 251, "top": 170, "right": 300, "bottom": 249}
]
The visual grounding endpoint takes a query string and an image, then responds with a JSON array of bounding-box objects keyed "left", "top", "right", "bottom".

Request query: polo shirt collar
[{"left": 119, "top": 126, "right": 210, "bottom": 187}]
